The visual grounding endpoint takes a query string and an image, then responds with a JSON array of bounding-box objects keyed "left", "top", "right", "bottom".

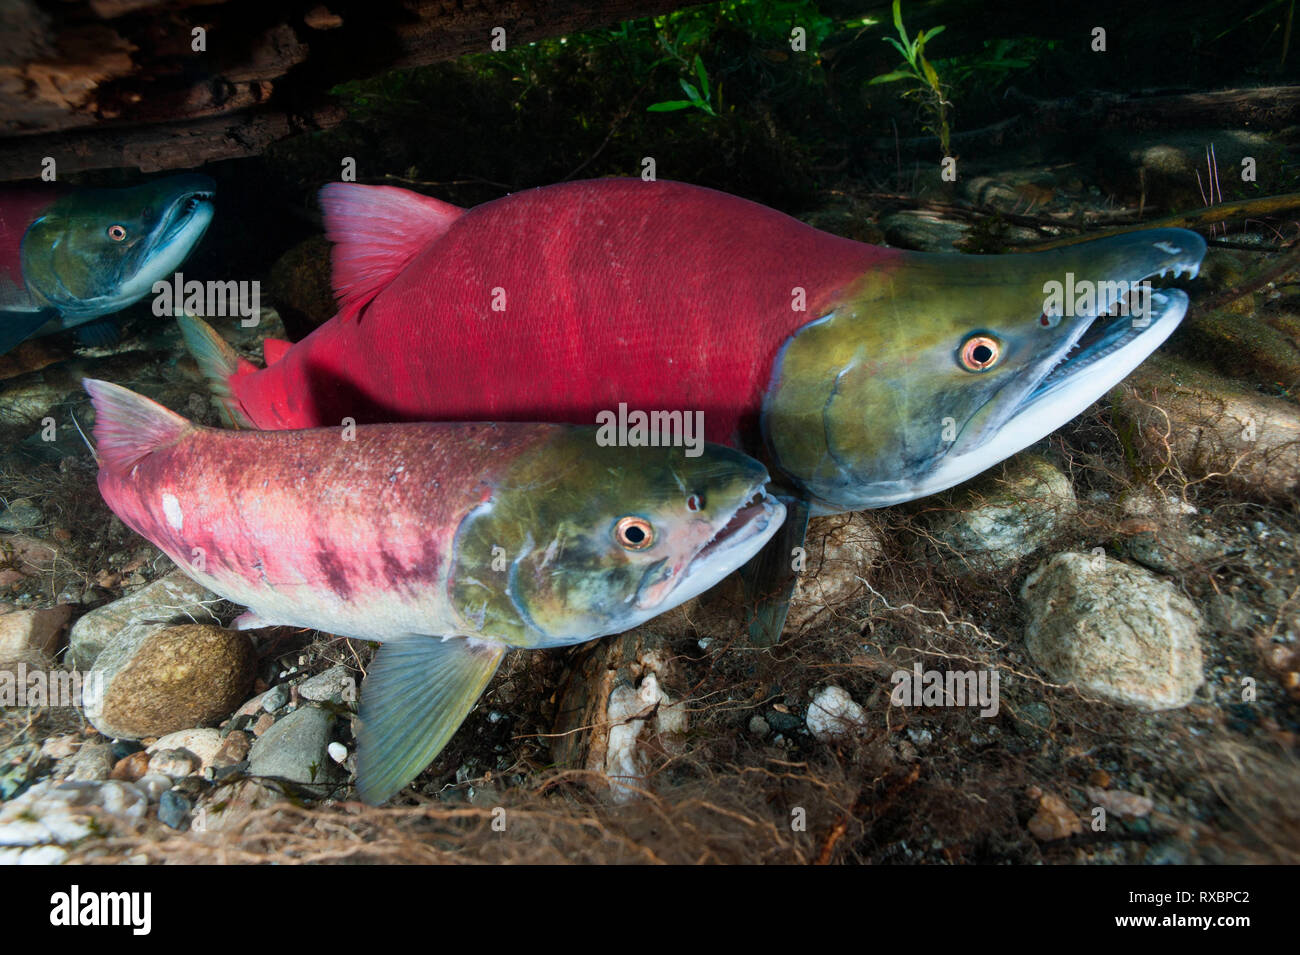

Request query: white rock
[
  {"left": 787, "top": 513, "right": 884, "bottom": 630},
  {"left": 136, "top": 774, "right": 173, "bottom": 802},
  {"left": 0, "top": 780, "right": 147, "bottom": 848},
  {"left": 147, "top": 728, "right": 224, "bottom": 769},
  {"left": 0, "top": 845, "right": 68, "bottom": 865},
  {"left": 603, "top": 673, "right": 686, "bottom": 802},
  {"left": 328, "top": 741, "right": 347, "bottom": 764},
  {"left": 807, "top": 686, "right": 868, "bottom": 741}
]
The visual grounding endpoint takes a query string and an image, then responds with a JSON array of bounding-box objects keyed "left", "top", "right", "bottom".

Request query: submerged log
[
  {"left": 550, "top": 629, "right": 691, "bottom": 801},
  {"left": 0, "top": 0, "right": 681, "bottom": 179}
]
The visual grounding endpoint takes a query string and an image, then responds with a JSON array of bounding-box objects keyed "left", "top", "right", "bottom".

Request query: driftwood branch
[{"left": 0, "top": 0, "right": 681, "bottom": 180}]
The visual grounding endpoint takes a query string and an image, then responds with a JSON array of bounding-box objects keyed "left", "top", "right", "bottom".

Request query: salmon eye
[
  {"left": 107, "top": 224, "right": 127, "bottom": 241},
  {"left": 959, "top": 335, "right": 1000, "bottom": 372},
  {"left": 686, "top": 493, "right": 703, "bottom": 512},
  {"left": 614, "top": 516, "right": 654, "bottom": 550}
]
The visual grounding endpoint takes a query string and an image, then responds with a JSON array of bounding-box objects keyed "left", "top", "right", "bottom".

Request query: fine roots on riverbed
[{"left": 2, "top": 403, "right": 1298, "bottom": 865}]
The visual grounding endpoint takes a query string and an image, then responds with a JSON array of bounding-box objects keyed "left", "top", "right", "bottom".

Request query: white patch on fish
[{"left": 162, "top": 493, "right": 183, "bottom": 530}]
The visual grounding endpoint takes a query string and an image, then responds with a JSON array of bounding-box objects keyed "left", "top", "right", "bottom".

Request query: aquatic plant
[
  {"left": 648, "top": 53, "right": 720, "bottom": 117},
  {"left": 868, "top": 0, "right": 952, "bottom": 156}
]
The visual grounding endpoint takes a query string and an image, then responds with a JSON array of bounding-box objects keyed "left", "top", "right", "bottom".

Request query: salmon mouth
[
  {"left": 634, "top": 486, "right": 786, "bottom": 612},
  {"left": 157, "top": 189, "right": 215, "bottom": 247},
  {"left": 939, "top": 230, "right": 1207, "bottom": 488},
  {"left": 121, "top": 180, "right": 216, "bottom": 304}
]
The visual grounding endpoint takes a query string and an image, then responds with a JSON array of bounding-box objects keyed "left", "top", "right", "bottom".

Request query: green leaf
[
  {"left": 893, "top": 0, "right": 911, "bottom": 50},
  {"left": 869, "top": 70, "right": 914, "bottom": 85},
  {"left": 647, "top": 100, "right": 693, "bottom": 111},
  {"left": 920, "top": 55, "right": 941, "bottom": 90},
  {"left": 883, "top": 36, "right": 910, "bottom": 60},
  {"left": 693, "top": 53, "right": 709, "bottom": 99}
]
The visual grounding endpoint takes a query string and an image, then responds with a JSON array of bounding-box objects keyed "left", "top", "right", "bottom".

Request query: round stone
[{"left": 85, "top": 624, "right": 256, "bottom": 739}]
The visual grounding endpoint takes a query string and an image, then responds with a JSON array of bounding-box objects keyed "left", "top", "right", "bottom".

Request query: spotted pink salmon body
[{"left": 83, "top": 379, "right": 783, "bottom": 803}]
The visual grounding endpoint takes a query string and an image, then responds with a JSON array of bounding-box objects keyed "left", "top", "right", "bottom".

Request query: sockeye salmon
[
  {"left": 84, "top": 378, "right": 784, "bottom": 803},
  {"left": 181, "top": 178, "right": 1206, "bottom": 635},
  {"left": 0, "top": 175, "right": 214, "bottom": 354}
]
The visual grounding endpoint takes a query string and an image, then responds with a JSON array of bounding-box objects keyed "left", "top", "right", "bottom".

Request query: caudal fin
[
  {"left": 83, "top": 379, "right": 193, "bottom": 472},
  {"left": 176, "top": 313, "right": 256, "bottom": 428},
  {"left": 319, "top": 183, "right": 463, "bottom": 318}
]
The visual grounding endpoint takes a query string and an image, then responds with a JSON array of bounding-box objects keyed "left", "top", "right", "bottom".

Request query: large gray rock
[
  {"left": 84, "top": 624, "right": 256, "bottom": 739},
  {"left": 68, "top": 571, "right": 219, "bottom": 668},
  {"left": 920, "top": 455, "right": 1076, "bottom": 574},
  {"left": 1020, "top": 552, "right": 1204, "bottom": 710},
  {"left": 247, "top": 705, "right": 339, "bottom": 794}
]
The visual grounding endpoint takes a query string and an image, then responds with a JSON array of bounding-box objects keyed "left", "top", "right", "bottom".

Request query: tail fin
[
  {"left": 176, "top": 313, "right": 256, "bottom": 428},
  {"left": 83, "top": 379, "right": 193, "bottom": 472}
]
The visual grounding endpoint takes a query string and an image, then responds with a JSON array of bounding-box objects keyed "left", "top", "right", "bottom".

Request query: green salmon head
[
  {"left": 449, "top": 429, "right": 785, "bottom": 648},
  {"left": 20, "top": 174, "right": 215, "bottom": 319},
  {"left": 763, "top": 228, "right": 1207, "bottom": 511}
]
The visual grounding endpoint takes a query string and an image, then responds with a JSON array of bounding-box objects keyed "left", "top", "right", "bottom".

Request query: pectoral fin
[
  {"left": 356, "top": 635, "right": 505, "bottom": 805},
  {"left": 0, "top": 308, "right": 60, "bottom": 356},
  {"left": 741, "top": 493, "right": 812, "bottom": 647}
]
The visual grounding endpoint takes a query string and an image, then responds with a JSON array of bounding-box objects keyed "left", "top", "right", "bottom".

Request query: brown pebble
[
  {"left": 1088, "top": 769, "right": 1111, "bottom": 788},
  {"left": 109, "top": 750, "right": 150, "bottom": 782},
  {"left": 51, "top": 528, "right": 72, "bottom": 542},
  {"left": 213, "top": 730, "right": 251, "bottom": 765},
  {"left": 1028, "top": 791, "right": 1083, "bottom": 841},
  {"left": 94, "top": 570, "right": 122, "bottom": 589},
  {"left": 40, "top": 734, "right": 81, "bottom": 760},
  {"left": 253, "top": 713, "right": 275, "bottom": 736}
]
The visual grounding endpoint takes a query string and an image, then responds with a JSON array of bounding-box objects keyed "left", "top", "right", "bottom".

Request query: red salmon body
[
  {"left": 0, "top": 188, "right": 59, "bottom": 304},
  {"left": 228, "top": 179, "right": 900, "bottom": 444}
]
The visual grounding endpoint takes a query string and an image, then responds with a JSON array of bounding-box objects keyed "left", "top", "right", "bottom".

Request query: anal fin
[
  {"left": 232, "top": 610, "right": 277, "bottom": 630},
  {"left": 356, "top": 635, "right": 505, "bottom": 805},
  {"left": 741, "top": 494, "right": 812, "bottom": 647}
]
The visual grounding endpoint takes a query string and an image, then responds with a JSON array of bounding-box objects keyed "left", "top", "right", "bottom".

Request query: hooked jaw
[
  {"left": 943, "top": 229, "right": 1206, "bottom": 484},
  {"left": 763, "top": 227, "right": 1208, "bottom": 512},
  {"left": 115, "top": 178, "right": 216, "bottom": 305}
]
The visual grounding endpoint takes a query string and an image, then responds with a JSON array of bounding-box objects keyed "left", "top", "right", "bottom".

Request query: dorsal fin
[
  {"left": 83, "top": 378, "right": 193, "bottom": 471},
  {"left": 318, "top": 183, "right": 463, "bottom": 318},
  {"left": 263, "top": 337, "right": 292, "bottom": 366}
]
